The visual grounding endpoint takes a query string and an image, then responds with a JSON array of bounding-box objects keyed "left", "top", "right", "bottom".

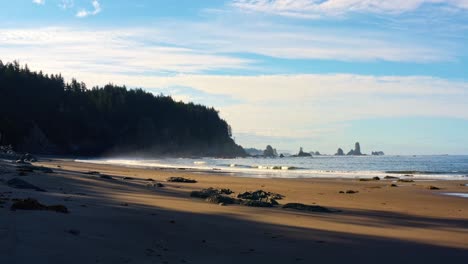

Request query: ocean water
[{"left": 76, "top": 155, "right": 468, "bottom": 180}]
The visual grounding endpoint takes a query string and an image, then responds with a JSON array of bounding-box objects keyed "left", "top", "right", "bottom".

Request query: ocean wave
[{"left": 385, "top": 170, "right": 467, "bottom": 175}]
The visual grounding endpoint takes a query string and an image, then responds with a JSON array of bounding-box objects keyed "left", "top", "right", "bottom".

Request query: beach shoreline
[{"left": 1, "top": 157, "right": 467, "bottom": 263}]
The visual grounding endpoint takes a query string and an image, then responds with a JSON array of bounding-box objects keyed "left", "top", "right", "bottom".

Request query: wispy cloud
[
  {"left": 56, "top": 72, "right": 468, "bottom": 143},
  {"left": 32, "top": 0, "right": 45, "bottom": 5},
  {"left": 59, "top": 0, "right": 74, "bottom": 9},
  {"left": 76, "top": 0, "right": 101, "bottom": 18},
  {"left": 0, "top": 27, "right": 252, "bottom": 75},
  {"left": 232, "top": 0, "right": 468, "bottom": 18}
]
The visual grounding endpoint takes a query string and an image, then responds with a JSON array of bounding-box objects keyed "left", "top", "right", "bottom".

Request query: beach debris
[
  {"left": 390, "top": 184, "right": 398, "bottom": 187},
  {"left": 190, "top": 188, "right": 238, "bottom": 204},
  {"left": 84, "top": 171, "right": 101, "bottom": 175},
  {"left": 10, "top": 198, "right": 68, "bottom": 213},
  {"left": 428, "top": 185, "right": 441, "bottom": 190},
  {"left": 339, "top": 191, "right": 345, "bottom": 194},
  {"left": 384, "top": 176, "right": 399, "bottom": 180},
  {"left": 123, "top": 177, "right": 135, "bottom": 180},
  {"left": 167, "top": 177, "right": 197, "bottom": 183},
  {"left": 220, "top": 188, "right": 234, "bottom": 195},
  {"left": 99, "top": 175, "right": 114, "bottom": 180},
  {"left": 282, "top": 203, "right": 336, "bottom": 213},
  {"left": 238, "top": 190, "right": 284, "bottom": 200},
  {"left": 156, "top": 182, "right": 165, "bottom": 187},
  {"left": 190, "top": 188, "right": 222, "bottom": 199},
  {"left": 237, "top": 190, "right": 283, "bottom": 207},
  {"left": 18, "top": 153, "right": 38, "bottom": 163},
  {"left": 398, "top": 179, "right": 414, "bottom": 183},
  {"left": 345, "top": 190, "right": 358, "bottom": 194},
  {"left": 145, "top": 178, "right": 155, "bottom": 181},
  {"left": 241, "top": 199, "right": 277, "bottom": 207},
  {"left": 6, "top": 178, "right": 46, "bottom": 192},
  {"left": 206, "top": 194, "right": 238, "bottom": 205}
]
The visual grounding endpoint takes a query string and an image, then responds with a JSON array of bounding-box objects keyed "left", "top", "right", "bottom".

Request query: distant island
[{"left": 0, "top": 61, "right": 245, "bottom": 157}]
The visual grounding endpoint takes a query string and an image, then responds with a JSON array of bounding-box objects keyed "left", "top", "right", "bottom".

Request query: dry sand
[{"left": 1, "top": 158, "right": 467, "bottom": 264}]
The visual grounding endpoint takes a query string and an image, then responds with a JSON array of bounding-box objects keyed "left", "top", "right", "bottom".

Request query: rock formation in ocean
[
  {"left": 347, "top": 142, "right": 363, "bottom": 156},
  {"left": 372, "top": 151, "right": 385, "bottom": 156},
  {"left": 335, "top": 148, "right": 345, "bottom": 156},
  {"left": 263, "top": 145, "right": 278, "bottom": 157},
  {"left": 354, "top": 142, "right": 362, "bottom": 155},
  {"left": 296, "top": 147, "right": 312, "bottom": 157}
]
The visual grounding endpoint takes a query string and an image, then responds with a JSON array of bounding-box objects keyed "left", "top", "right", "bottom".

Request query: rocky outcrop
[
  {"left": 263, "top": 145, "right": 278, "bottom": 157},
  {"left": 346, "top": 142, "right": 363, "bottom": 156},
  {"left": 295, "top": 147, "right": 311, "bottom": 157},
  {"left": 372, "top": 151, "right": 385, "bottom": 156},
  {"left": 335, "top": 148, "right": 345, "bottom": 156}
]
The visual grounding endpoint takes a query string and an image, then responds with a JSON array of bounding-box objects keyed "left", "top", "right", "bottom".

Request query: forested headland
[{"left": 0, "top": 60, "right": 246, "bottom": 157}]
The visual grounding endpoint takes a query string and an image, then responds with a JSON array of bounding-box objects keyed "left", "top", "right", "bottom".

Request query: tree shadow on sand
[{"left": 1, "top": 165, "right": 467, "bottom": 264}]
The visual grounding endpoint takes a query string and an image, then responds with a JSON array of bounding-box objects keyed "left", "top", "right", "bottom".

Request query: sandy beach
[{"left": 1, "top": 158, "right": 467, "bottom": 264}]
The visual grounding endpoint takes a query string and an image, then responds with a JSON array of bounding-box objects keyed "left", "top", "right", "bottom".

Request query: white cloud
[
  {"left": 0, "top": 27, "right": 252, "bottom": 75},
  {"left": 76, "top": 0, "right": 101, "bottom": 18},
  {"left": 48, "top": 72, "right": 467, "bottom": 152},
  {"left": 59, "top": 0, "right": 74, "bottom": 9},
  {"left": 151, "top": 21, "right": 451, "bottom": 62},
  {"left": 32, "top": 0, "right": 45, "bottom": 5},
  {"left": 232, "top": 0, "right": 468, "bottom": 18}
]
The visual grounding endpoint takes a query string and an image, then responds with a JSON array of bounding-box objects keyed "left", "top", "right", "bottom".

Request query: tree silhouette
[{"left": 0, "top": 60, "right": 245, "bottom": 157}]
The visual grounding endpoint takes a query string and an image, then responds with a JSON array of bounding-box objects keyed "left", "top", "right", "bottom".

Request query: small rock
[
  {"left": 428, "top": 186, "right": 440, "bottom": 190},
  {"left": 11, "top": 198, "right": 68, "bottom": 213},
  {"left": 167, "top": 177, "right": 197, "bottom": 183},
  {"left": 283, "top": 203, "right": 337, "bottom": 213},
  {"left": 100, "top": 175, "right": 114, "bottom": 180}
]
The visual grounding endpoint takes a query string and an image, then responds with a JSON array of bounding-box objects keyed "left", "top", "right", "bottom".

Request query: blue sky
[{"left": 1, "top": 0, "right": 468, "bottom": 154}]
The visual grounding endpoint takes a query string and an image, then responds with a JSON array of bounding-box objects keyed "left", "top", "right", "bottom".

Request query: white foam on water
[
  {"left": 441, "top": 193, "right": 468, "bottom": 198},
  {"left": 74, "top": 156, "right": 468, "bottom": 180}
]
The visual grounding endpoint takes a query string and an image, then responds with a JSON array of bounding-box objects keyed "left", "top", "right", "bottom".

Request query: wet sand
[{"left": 1, "top": 158, "right": 467, "bottom": 264}]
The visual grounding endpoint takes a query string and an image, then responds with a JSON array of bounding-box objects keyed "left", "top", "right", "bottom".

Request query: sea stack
[
  {"left": 354, "top": 142, "right": 362, "bottom": 155},
  {"left": 335, "top": 148, "right": 345, "bottom": 156}
]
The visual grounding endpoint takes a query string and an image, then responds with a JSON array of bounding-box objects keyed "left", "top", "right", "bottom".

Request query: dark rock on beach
[
  {"left": 237, "top": 190, "right": 283, "bottom": 206},
  {"left": 99, "top": 175, "right": 114, "bottom": 180},
  {"left": 191, "top": 188, "right": 220, "bottom": 199},
  {"left": 11, "top": 198, "right": 68, "bottom": 213},
  {"left": 283, "top": 203, "right": 336, "bottom": 213},
  {"left": 167, "top": 177, "right": 197, "bottom": 183},
  {"left": 206, "top": 194, "right": 238, "bottom": 205}
]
